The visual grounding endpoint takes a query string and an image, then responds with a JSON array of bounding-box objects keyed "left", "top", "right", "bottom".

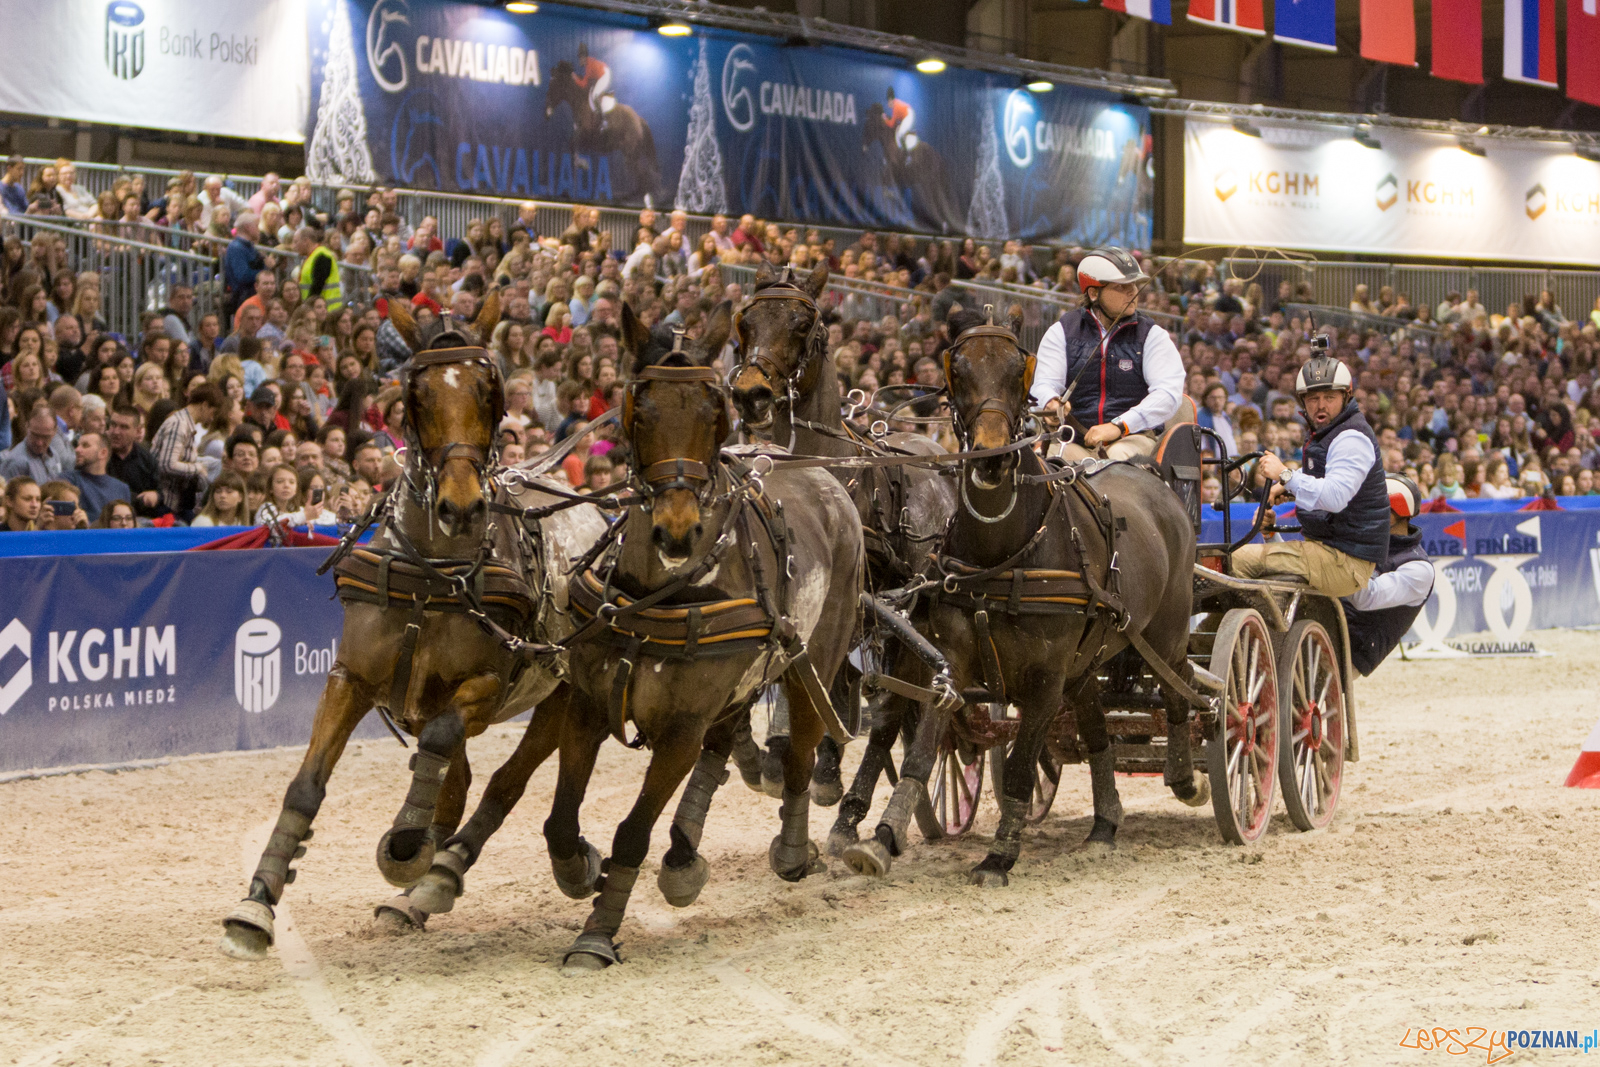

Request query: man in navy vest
[
  {"left": 1030, "top": 247, "right": 1184, "bottom": 462},
  {"left": 1234, "top": 348, "right": 1391, "bottom": 597},
  {"left": 1343, "top": 474, "right": 1435, "bottom": 674}
]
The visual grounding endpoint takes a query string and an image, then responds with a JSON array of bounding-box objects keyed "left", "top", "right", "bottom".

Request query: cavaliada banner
[
  {"left": 1184, "top": 118, "right": 1600, "bottom": 266},
  {"left": 0, "top": 0, "right": 308, "bottom": 143},
  {"left": 304, "top": 0, "right": 1152, "bottom": 244}
]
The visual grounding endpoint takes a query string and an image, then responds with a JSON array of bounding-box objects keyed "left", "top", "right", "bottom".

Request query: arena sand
[{"left": 3, "top": 630, "right": 1599, "bottom": 1067}]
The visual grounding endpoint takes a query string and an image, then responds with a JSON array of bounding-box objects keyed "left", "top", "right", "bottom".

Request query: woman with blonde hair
[
  {"left": 191, "top": 470, "right": 252, "bottom": 527},
  {"left": 130, "top": 361, "right": 169, "bottom": 415},
  {"left": 491, "top": 319, "right": 529, "bottom": 375},
  {"left": 541, "top": 301, "right": 572, "bottom": 345}
]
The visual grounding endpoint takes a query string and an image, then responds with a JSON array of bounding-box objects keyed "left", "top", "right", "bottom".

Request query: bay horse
[
  {"left": 727, "top": 260, "right": 957, "bottom": 845},
  {"left": 861, "top": 103, "right": 959, "bottom": 232},
  {"left": 219, "top": 302, "right": 606, "bottom": 959},
  {"left": 859, "top": 307, "right": 1209, "bottom": 885},
  {"left": 548, "top": 301, "right": 862, "bottom": 971},
  {"left": 546, "top": 60, "right": 661, "bottom": 201}
]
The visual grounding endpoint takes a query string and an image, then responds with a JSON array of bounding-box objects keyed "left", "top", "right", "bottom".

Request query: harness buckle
[
  {"left": 943, "top": 572, "right": 959, "bottom": 594},
  {"left": 869, "top": 420, "right": 889, "bottom": 439}
]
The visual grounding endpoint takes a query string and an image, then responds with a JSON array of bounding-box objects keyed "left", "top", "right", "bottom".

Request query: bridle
[
  {"left": 941, "top": 309, "right": 1037, "bottom": 524},
  {"left": 623, "top": 331, "right": 731, "bottom": 510},
  {"left": 731, "top": 270, "right": 825, "bottom": 446},
  {"left": 397, "top": 346, "right": 505, "bottom": 533}
]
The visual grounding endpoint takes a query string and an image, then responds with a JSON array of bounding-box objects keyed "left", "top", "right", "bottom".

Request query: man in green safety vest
[{"left": 293, "top": 226, "right": 342, "bottom": 313}]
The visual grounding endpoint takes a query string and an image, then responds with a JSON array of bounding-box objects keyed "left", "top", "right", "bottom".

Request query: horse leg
[
  {"left": 1073, "top": 685, "right": 1124, "bottom": 856},
  {"left": 657, "top": 715, "right": 739, "bottom": 907},
  {"left": 1142, "top": 613, "right": 1210, "bottom": 809},
  {"left": 844, "top": 657, "right": 943, "bottom": 878},
  {"left": 827, "top": 640, "right": 909, "bottom": 855},
  {"left": 408, "top": 684, "right": 572, "bottom": 916},
  {"left": 970, "top": 675, "right": 1064, "bottom": 887},
  {"left": 809, "top": 663, "right": 858, "bottom": 806},
  {"left": 543, "top": 691, "right": 607, "bottom": 900},
  {"left": 760, "top": 684, "right": 791, "bottom": 798},
  {"left": 562, "top": 725, "right": 703, "bottom": 973},
  {"left": 769, "top": 675, "right": 827, "bottom": 882},
  {"left": 728, "top": 704, "right": 765, "bottom": 792},
  {"left": 375, "top": 749, "right": 471, "bottom": 929},
  {"left": 220, "top": 663, "right": 373, "bottom": 959},
  {"left": 375, "top": 672, "right": 501, "bottom": 888}
]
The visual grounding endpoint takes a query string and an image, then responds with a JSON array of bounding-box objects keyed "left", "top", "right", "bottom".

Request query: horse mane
[{"left": 947, "top": 307, "right": 987, "bottom": 338}]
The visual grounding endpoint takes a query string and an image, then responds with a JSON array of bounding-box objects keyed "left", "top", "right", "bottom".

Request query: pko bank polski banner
[
  {"left": 0, "top": 0, "right": 308, "bottom": 144},
  {"left": 0, "top": 549, "right": 388, "bottom": 774},
  {"left": 304, "top": 0, "right": 1152, "bottom": 245},
  {"left": 1184, "top": 119, "right": 1600, "bottom": 266}
]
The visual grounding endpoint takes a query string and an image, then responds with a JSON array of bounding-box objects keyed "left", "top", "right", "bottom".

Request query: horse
[
  {"left": 726, "top": 260, "right": 959, "bottom": 847},
  {"left": 545, "top": 60, "right": 661, "bottom": 202},
  {"left": 861, "top": 103, "right": 959, "bottom": 233},
  {"left": 859, "top": 306, "right": 1209, "bottom": 886},
  {"left": 545, "top": 301, "right": 863, "bottom": 972},
  {"left": 218, "top": 299, "right": 607, "bottom": 959}
]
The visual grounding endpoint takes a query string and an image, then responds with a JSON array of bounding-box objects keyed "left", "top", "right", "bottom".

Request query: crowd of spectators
[{"left": 2, "top": 155, "right": 1599, "bottom": 535}]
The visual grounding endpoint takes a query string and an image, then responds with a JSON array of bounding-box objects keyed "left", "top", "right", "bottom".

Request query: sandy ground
[{"left": 3, "top": 629, "right": 1599, "bottom": 1067}]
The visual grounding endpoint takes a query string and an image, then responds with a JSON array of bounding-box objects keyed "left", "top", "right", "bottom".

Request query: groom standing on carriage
[{"left": 1029, "top": 246, "right": 1186, "bottom": 462}]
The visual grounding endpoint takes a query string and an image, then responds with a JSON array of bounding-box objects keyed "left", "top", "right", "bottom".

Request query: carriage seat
[{"left": 1152, "top": 397, "right": 1203, "bottom": 533}]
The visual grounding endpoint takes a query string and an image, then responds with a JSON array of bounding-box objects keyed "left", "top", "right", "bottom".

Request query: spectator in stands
[
  {"left": 223, "top": 211, "right": 267, "bottom": 321},
  {"left": 151, "top": 381, "right": 220, "bottom": 519},
  {"left": 105, "top": 404, "right": 161, "bottom": 516},
  {"left": 0, "top": 156, "right": 26, "bottom": 215},
  {"left": 198, "top": 175, "right": 247, "bottom": 230},
  {"left": 64, "top": 430, "right": 129, "bottom": 522},
  {"left": 2, "top": 475, "right": 41, "bottom": 531},
  {"left": 190, "top": 470, "right": 250, "bottom": 527},
  {"left": 56, "top": 162, "right": 97, "bottom": 220},
  {"left": 38, "top": 480, "right": 89, "bottom": 529},
  {"left": 94, "top": 499, "right": 136, "bottom": 529},
  {"left": 0, "top": 403, "right": 72, "bottom": 482},
  {"left": 247, "top": 173, "right": 281, "bottom": 215}
]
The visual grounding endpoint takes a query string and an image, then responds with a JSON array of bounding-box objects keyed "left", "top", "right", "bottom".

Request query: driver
[
  {"left": 1234, "top": 349, "right": 1390, "bottom": 597},
  {"left": 1342, "top": 474, "right": 1435, "bottom": 674},
  {"left": 573, "top": 43, "right": 613, "bottom": 127},
  {"left": 1030, "top": 246, "right": 1183, "bottom": 462}
]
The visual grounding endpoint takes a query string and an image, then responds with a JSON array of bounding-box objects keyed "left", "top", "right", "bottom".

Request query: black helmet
[{"left": 1293, "top": 355, "right": 1354, "bottom": 399}]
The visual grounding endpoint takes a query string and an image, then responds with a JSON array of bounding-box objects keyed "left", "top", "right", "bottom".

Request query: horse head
[
  {"left": 943, "top": 304, "right": 1030, "bottom": 490},
  {"left": 391, "top": 299, "right": 506, "bottom": 540},
  {"left": 861, "top": 103, "right": 884, "bottom": 153},
  {"left": 729, "top": 260, "right": 829, "bottom": 430},
  {"left": 620, "top": 299, "right": 735, "bottom": 565},
  {"left": 546, "top": 61, "right": 574, "bottom": 121}
]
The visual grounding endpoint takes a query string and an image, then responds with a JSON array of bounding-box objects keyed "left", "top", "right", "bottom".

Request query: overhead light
[
  {"left": 1457, "top": 139, "right": 1486, "bottom": 157},
  {"left": 1476, "top": 125, "right": 1490, "bottom": 136},
  {"left": 1026, "top": 80, "right": 1054, "bottom": 92},
  {"left": 657, "top": 20, "right": 692, "bottom": 36},
  {"left": 916, "top": 58, "right": 947, "bottom": 74},
  {"left": 502, "top": 1, "right": 538, "bottom": 12},
  {"left": 1232, "top": 119, "right": 1263, "bottom": 138},
  {"left": 1352, "top": 128, "right": 1382, "bottom": 150}
]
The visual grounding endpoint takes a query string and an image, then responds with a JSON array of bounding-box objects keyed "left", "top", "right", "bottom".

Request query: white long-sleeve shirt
[
  {"left": 1285, "top": 431, "right": 1376, "bottom": 513},
  {"left": 1028, "top": 315, "right": 1184, "bottom": 433},
  {"left": 1345, "top": 558, "right": 1434, "bottom": 611}
]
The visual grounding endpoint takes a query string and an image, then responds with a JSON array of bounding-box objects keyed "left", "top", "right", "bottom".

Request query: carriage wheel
[
  {"left": 1276, "top": 620, "right": 1346, "bottom": 831},
  {"left": 987, "top": 740, "right": 1062, "bottom": 824},
  {"left": 1206, "top": 609, "right": 1279, "bottom": 845},
  {"left": 920, "top": 736, "right": 985, "bottom": 840}
]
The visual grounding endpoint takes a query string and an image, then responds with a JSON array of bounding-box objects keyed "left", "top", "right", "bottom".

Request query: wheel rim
[
  {"left": 1282, "top": 624, "right": 1344, "bottom": 830},
  {"left": 1028, "top": 747, "right": 1061, "bottom": 824},
  {"left": 931, "top": 740, "right": 984, "bottom": 836},
  {"left": 1210, "top": 612, "right": 1278, "bottom": 844}
]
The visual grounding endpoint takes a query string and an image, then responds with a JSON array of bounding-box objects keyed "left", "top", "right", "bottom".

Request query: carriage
[{"left": 897, "top": 422, "right": 1362, "bottom": 847}]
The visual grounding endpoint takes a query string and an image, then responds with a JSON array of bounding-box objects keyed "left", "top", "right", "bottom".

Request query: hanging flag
[
  {"left": 1188, "top": 0, "right": 1265, "bottom": 36},
  {"left": 1504, "top": 0, "right": 1557, "bottom": 87},
  {"left": 1274, "top": 0, "right": 1337, "bottom": 50},
  {"left": 1570, "top": 0, "right": 1600, "bottom": 106},
  {"left": 1361, "top": 0, "right": 1416, "bottom": 64},
  {"left": 1431, "top": 0, "right": 1483, "bottom": 84},
  {"left": 1103, "top": 0, "right": 1172, "bottom": 25}
]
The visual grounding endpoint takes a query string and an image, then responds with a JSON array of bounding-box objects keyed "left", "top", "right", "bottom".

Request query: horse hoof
[
  {"left": 810, "top": 778, "right": 843, "bottom": 807},
  {"left": 760, "top": 739, "right": 789, "bottom": 798},
  {"left": 657, "top": 854, "right": 710, "bottom": 908},
  {"left": 409, "top": 845, "right": 469, "bottom": 914},
  {"left": 375, "top": 826, "right": 435, "bottom": 888},
  {"left": 769, "top": 837, "right": 825, "bottom": 882},
  {"left": 1175, "top": 771, "right": 1210, "bottom": 808},
  {"left": 560, "top": 932, "right": 620, "bottom": 975},
  {"left": 826, "top": 827, "right": 858, "bottom": 858},
  {"left": 373, "top": 895, "right": 428, "bottom": 931},
  {"left": 968, "top": 867, "right": 1010, "bottom": 888},
  {"left": 551, "top": 839, "right": 603, "bottom": 900},
  {"left": 842, "top": 838, "right": 892, "bottom": 878},
  {"left": 218, "top": 899, "right": 274, "bottom": 960}
]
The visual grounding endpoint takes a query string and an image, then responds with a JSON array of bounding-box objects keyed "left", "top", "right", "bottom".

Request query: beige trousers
[
  {"left": 1053, "top": 430, "right": 1158, "bottom": 463},
  {"left": 1230, "top": 539, "right": 1376, "bottom": 598}
]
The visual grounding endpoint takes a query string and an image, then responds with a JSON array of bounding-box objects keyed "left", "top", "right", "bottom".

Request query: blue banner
[
  {"left": 1273, "top": 0, "right": 1338, "bottom": 52},
  {"left": 0, "top": 548, "right": 385, "bottom": 773},
  {"left": 305, "top": 0, "right": 1152, "bottom": 244}
]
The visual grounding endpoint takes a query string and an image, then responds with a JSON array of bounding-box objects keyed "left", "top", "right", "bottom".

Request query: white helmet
[
  {"left": 1075, "top": 246, "right": 1148, "bottom": 292},
  {"left": 1386, "top": 474, "right": 1422, "bottom": 519},
  {"left": 1293, "top": 354, "right": 1354, "bottom": 399}
]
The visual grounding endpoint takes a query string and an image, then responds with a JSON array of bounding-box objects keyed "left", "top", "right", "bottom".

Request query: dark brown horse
[
  {"left": 546, "top": 60, "right": 661, "bottom": 201},
  {"left": 219, "top": 305, "right": 606, "bottom": 959},
  {"left": 546, "top": 301, "right": 862, "bottom": 972},
  {"left": 727, "top": 260, "right": 957, "bottom": 844},
  {"left": 853, "top": 308, "right": 1208, "bottom": 885}
]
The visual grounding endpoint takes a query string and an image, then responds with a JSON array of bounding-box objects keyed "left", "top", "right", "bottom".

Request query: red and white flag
[
  {"left": 1188, "top": 0, "right": 1265, "bottom": 36},
  {"left": 1431, "top": 0, "right": 1483, "bottom": 84},
  {"left": 1103, "top": 0, "right": 1172, "bottom": 24},
  {"left": 1361, "top": 0, "right": 1416, "bottom": 65},
  {"left": 1570, "top": 0, "right": 1600, "bottom": 106}
]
